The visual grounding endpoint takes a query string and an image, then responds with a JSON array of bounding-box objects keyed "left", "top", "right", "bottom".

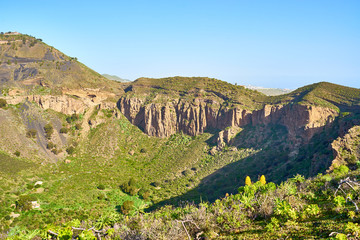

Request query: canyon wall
[{"left": 118, "top": 96, "right": 338, "bottom": 141}]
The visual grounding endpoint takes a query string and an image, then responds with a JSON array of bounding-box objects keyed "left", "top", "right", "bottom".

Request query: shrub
[
  {"left": 60, "top": 127, "right": 68, "bottom": 134},
  {"left": 75, "top": 123, "right": 82, "bottom": 130},
  {"left": 66, "top": 116, "right": 72, "bottom": 123},
  {"left": 121, "top": 200, "right": 134, "bottom": 215},
  {"left": 66, "top": 146, "right": 75, "bottom": 155},
  {"left": 291, "top": 174, "right": 305, "bottom": 184},
  {"left": 0, "top": 98, "right": 7, "bottom": 108},
  {"left": 345, "top": 222, "right": 360, "bottom": 236},
  {"left": 274, "top": 199, "right": 297, "bottom": 220},
  {"left": 44, "top": 123, "right": 54, "bottom": 139},
  {"left": 97, "top": 192, "right": 107, "bottom": 200},
  {"left": 97, "top": 184, "right": 105, "bottom": 190},
  {"left": 182, "top": 169, "right": 191, "bottom": 176},
  {"left": 120, "top": 184, "right": 138, "bottom": 196},
  {"left": 357, "top": 161, "right": 360, "bottom": 169},
  {"left": 14, "top": 151, "right": 20, "bottom": 157},
  {"left": 151, "top": 181, "right": 161, "bottom": 187},
  {"left": 66, "top": 113, "right": 79, "bottom": 123},
  {"left": 128, "top": 178, "right": 137, "bottom": 187},
  {"left": 120, "top": 178, "right": 139, "bottom": 196},
  {"left": 348, "top": 154, "right": 357, "bottom": 165},
  {"left": 334, "top": 165, "right": 349, "bottom": 176},
  {"left": 141, "top": 191, "right": 151, "bottom": 201},
  {"left": 334, "top": 195, "right": 346, "bottom": 208},
  {"left": 302, "top": 204, "right": 320, "bottom": 219},
  {"left": 265, "top": 217, "right": 280, "bottom": 232},
  {"left": 47, "top": 142, "right": 55, "bottom": 149},
  {"left": 16, "top": 195, "right": 37, "bottom": 211},
  {"left": 26, "top": 129, "right": 37, "bottom": 138}
]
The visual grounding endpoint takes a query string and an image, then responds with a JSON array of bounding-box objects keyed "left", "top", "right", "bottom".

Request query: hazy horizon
[{"left": 2, "top": 0, "right": 359, "bottom": 89}]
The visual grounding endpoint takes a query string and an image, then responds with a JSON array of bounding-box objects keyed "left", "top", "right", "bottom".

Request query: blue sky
[{"left": 1, "top": 0, "right": 359, "bottom": 89}]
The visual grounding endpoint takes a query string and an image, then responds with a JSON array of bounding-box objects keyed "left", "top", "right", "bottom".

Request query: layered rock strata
[{"left": 118, "top": 96, "right": 338, "bottom": 140}]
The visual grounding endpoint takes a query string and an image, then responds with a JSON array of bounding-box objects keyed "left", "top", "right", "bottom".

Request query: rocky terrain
[{"left": 1, "top": 33, "right": 360, "bottom": 239}]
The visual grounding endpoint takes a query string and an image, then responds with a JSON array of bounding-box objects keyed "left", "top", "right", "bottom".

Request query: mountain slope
[
  {"left": 0, "top": 33, "right": 120, "bottom": 92},
  {"left": 1, "top": 33, "right": 360, "bottom": 239}
]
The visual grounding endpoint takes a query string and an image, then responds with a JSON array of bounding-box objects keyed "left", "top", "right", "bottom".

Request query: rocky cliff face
[
  {"left": 330, "top": 125, "right": 360, "bottom": 171},
  {"left": 118, "top": 96, "right": 338, "bottom": 141},
  {"left": 4, "top": 87, "right": 118, "bottom": 115},
  {"left": 28, "top": 95, "right": 89, "bottom": 115}
]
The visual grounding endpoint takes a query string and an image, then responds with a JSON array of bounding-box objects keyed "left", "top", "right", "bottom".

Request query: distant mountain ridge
[
  {"left": 102, "top": 74, "right": 131, "bottom": 82},
  {"left": 245, "top": 85, "right": 293, "bottom": 96}
]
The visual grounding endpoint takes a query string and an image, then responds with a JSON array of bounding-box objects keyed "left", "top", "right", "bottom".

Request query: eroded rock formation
[{"left": 117, "top": 96, "right": 338, "bottom": 141}]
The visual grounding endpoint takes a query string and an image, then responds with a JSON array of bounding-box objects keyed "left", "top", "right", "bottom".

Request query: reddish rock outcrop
[{"left": 118, "top": 96, "right": 338, "bottom": 141}]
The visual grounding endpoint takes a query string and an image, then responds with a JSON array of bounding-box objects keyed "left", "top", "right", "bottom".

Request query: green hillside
[
  {"left": 268, "top": 82, "right": 360, "bottom": 111},
  {"left": 1, "top": 34, "right": 360, "bottom": 239},
  {"left": 124, "top": 76, "right": 267, "bottom": 110}
]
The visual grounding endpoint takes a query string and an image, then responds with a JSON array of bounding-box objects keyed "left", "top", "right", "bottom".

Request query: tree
[
  {"left": 245, "top": 176, "right": 252, "bottom": 186},
  {"left": 260, "top": 175, "right": 266, "bottom": 185}
]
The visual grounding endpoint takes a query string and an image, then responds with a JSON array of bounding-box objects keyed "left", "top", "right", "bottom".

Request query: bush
[
  {"left": 128, "top": 178, "right": 137, "bottom": 187},
  {"left": 66, "top": 113, "right": 79, "bottom": 123},
  {"left": 121, "top": 200, "right": 134, "bottom": 215},
  {"left": 120, "top": 183, "right": 138, "bottom": 196},
  {"left": 151, "top": 181, "right": 161, "bottom": 187},
  {"left": 97, "top": 184, "right": 105, "bottom": 190},
  {"left": 182, "top": 169, "right": 191, "bottom": 176},
  {"left": 75, "top": 123, "right": 82, "bottom": 130},
  {"left": 60, "top": 127, "right": 68, "bottom": 134},
  {"left": 333, "top": 165, "right": 349, "bottom": 176},
  {"left": 14, "top": 151, "right": 20, "bottom": 157},
  {"left": 120, "top": 178, "right": 139, "bottom": 196},
  {"left": 47, "top": 142, "right": 55, "bottom": 149},
  {"left": 26, "top": 129, "right": 37, "bottom": 138},
  {"left": 44, "top": 123, "right": 54, "bottom": 139},
  {"left": 141, "top": 191, "right": 151, "bottom": 201},
  {"left": 51, "top": 148, "right": 59, "bottom": 155},
  {"left": 0, "top": 98, "right": 7, "bottom": 108},
  {"left": 66, "top": 146, "right": 75, "bottom": 155},
  {"left": 16, "top": 195, "right": 37, "bottom": 211},
  {"left": 302, "top": 204, "right": 320, "bottom": 219},
  {"left": 97, "top": 192, "right": 107, "bottom": 200}
]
